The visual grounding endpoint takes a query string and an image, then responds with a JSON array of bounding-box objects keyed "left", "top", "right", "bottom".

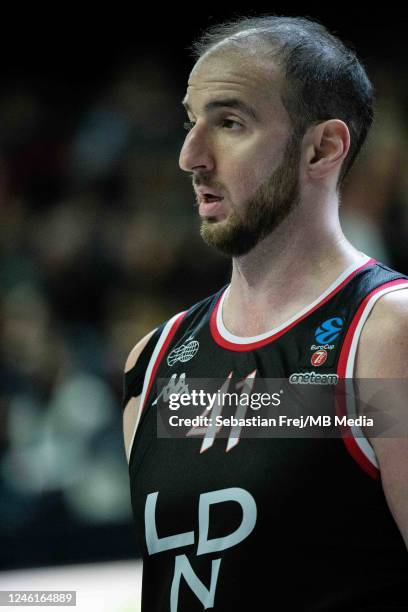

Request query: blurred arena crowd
[{"left": 0, "top": 53, "right": 407, "bottom": 569}]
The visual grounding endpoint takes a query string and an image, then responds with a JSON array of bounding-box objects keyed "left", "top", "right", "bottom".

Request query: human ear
[{"left": 304, "top": 120, "right": 350, "bottom": 180}]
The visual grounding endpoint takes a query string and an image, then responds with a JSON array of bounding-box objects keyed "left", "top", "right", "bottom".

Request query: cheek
[
  {"left": 222, "top": 167, "right": 257, "bottom": 205},
  {"left": 228, "top": 158, "right": 273, "bottom": 202},
  {"left": 231, "top": 136, "right": 284, "bottom": 183},
  {"left": 222, "top": 151, "right": 259, "bottom": 184},
  {"left": 218, "top": 135, "right": 283, "bottom": 200}
]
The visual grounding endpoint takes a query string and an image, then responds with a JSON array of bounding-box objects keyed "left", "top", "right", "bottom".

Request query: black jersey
[{"left": 123, "top": 257, "right": 408, "bottom": 611}]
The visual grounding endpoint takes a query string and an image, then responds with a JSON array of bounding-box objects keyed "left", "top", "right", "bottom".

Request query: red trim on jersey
[
  {"left": 210, "top": 258, "right": 376, "bottom": 351},
  {"left": 342, "top": 435, "right": 380, "bottom": 480},
  {"left": 334, "top": 382, "right": 380, "bottom": 480},
  {"left": 140, "top": 311, "right": 187, "bottom": 416},
  {"left": 336, "top": 278, "right": 408, "bottom": 480},
  {"left": 337, "top": 279, "right": 407, "bottom": 376}
]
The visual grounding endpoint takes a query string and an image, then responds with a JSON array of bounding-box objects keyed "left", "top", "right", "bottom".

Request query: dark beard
[{"left": 200, "top": 132, "right": 301, "bottom": 257}]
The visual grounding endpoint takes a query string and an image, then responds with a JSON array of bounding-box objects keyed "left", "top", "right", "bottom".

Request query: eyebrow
[{"left": 181, "top": 97, "right": 260, "bottom": 122}]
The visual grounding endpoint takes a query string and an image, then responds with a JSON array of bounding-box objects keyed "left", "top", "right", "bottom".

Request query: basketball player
[{"left": 123, "top": 16, "right": 408, "bottom": 610}]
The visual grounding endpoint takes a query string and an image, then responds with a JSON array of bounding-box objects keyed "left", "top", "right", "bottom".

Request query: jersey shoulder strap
[
  {"left": 122, "top": 324, "right": 166, "bottom": 409},
  {"left": 121, "top": 286, "right": 226, "bottom": 410}
]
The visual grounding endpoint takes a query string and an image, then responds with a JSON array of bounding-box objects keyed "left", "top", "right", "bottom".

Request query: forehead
[{"left": 184, "top": 48, "right": 287, "bottom": 121}]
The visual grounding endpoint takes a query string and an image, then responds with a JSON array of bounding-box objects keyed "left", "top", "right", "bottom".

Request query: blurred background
[{"left": 0, "top": 6, "right": 407, "bottom": 610}]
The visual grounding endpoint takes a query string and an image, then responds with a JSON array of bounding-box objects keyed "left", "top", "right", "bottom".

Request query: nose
[{"left": 179, "top": 125, "right": 215, "bottom": 174}]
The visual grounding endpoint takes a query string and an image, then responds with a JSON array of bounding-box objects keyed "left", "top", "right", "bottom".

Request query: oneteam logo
[
  {"left": 167, "top": 337, "right": 200, "bottom": 367},
  {"left": 315, "top": 317, "right": 343, "bottom": 344},
  {"left": 289, "top": 371, "right": 339, "bottom": 385}
]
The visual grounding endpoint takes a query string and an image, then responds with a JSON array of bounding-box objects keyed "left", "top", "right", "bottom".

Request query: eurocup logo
[
  {"left": 315, "top": 317, "right": 343, "bottom": 344},
  {"left": 167, "top": 338, "right": 200, "bottom": 367}
]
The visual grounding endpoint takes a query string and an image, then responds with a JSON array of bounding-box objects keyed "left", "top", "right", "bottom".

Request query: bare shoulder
[
  {"left": 355, "top": 287, "right": 408, "bottom": 379},
  {"left": 354, "top": 288, "right": 408, "bottom": 548},
  {"left": 123, "top": 327, "right": 158, "bottom": 461},
  {"left": 124, "top": 328, "right": 158, "bottom": 373}
]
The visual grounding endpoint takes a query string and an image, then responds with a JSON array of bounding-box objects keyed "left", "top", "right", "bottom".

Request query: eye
[
  {"left": 221, "top": 118, "right": 242, "bottom": 130},
  {"left": 182, "top": 118, "right": 243, "bottom": 133}
]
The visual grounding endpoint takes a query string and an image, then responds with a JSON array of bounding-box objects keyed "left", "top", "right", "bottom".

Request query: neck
[{"left": 224, "top": 197, "right": 366, "bottom": 335}]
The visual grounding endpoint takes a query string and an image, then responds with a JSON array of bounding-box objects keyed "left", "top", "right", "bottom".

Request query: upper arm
[
  {"left": 123, "top": 328, "right": 157, "bottom": 460},
  {"left": 355, "top": 288, "right": 408, "bottom": 547}
]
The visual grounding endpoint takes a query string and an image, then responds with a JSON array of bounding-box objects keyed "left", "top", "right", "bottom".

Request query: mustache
[{"left": 190, "top": 177, "right": 223, "bottom": 192}]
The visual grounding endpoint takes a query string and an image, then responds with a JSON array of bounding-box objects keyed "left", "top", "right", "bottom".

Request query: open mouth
[
  {"left": 201, "top": 193, "right": 224, "bottom": 203},
  {"left": 198, "top": 196, "right": 226, "bottom": 219}
]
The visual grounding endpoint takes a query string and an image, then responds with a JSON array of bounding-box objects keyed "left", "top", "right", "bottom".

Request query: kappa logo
[
  {"left": 152, "top": 372, "right": 189, "bottom": 406},
  {"left": 315, "top": 317, "right": 343, "bottom": 344},
  {"left": 167, "top": 337, "right": 200, "bottom": 367}
]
